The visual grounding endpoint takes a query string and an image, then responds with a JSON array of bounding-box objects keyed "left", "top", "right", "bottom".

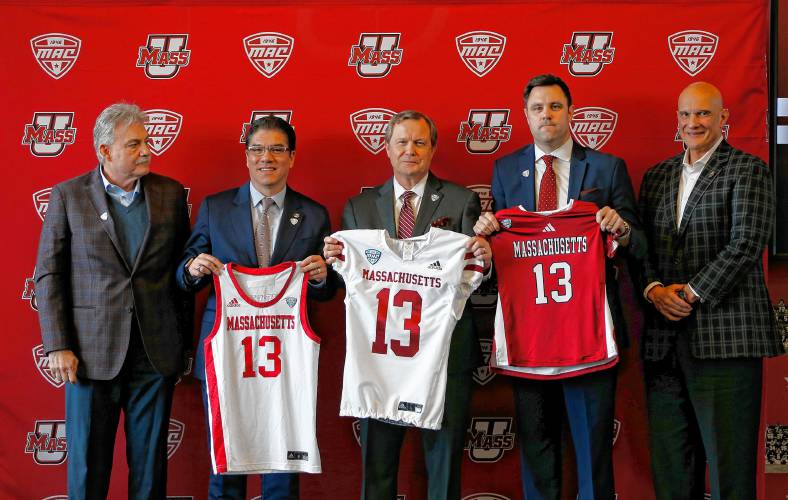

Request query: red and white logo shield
[
  {"left": 668, "top": 30, "right": 718, "bottom": 76},
  {"left": 22, "top": 269, "right": 38, "bottom": 311},
  {"left": 455, "top": 31, "right": 506, "bottom": 77},
  {"left": 240, "top": 110, "right": 293, "bottom": 143},
  {"left": 21, "top": 112, "right": 77, "bottom": 158},
  {"left": 33, "top": 187, "right": 52, "bottom": 221},
  {"left": 243, "top": 32, "right": 294, "bottom": 78},
  {"left": 352, "top": 419, "right": 362, "bottom": 446},
  {"left": 32, "top": 344, "right": 63, "bottom": 388},
  {"left": 571, "top": 107, "right": 618, "bottom": 150},
  {"left": 350, "top": 108, "right": 396, "bottom": 154},
  {"left": 25, "top": 420, "right": 67, "bottom": 465},
  {"left": 167, "top": 418, "right": 185, "bottom": 459},
  {"left": 457, "top": 109, "right": 512, "bottom": 154},
  {"left": 348, "top": 33, "right": 403, "bottom": 78},
  {"left": 561, "top": 32, "right": 615, "bottom": 77},
  {"left": 144, "top": 109, "right": 183, "bottom": 156},
  {"left": 471, "top": 339, "right": 496, "bottom": 385},
  {"left": 30, "top": 33, "right": 81, "bottom": 80},
  {"left": 136, "top": 34, "right": 190, "bottom": 79}
]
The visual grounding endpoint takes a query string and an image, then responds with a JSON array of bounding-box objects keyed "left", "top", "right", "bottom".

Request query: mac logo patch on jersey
[
  {"left": 285, "top": 297, "right": 297, "bottom": 308},
  {"left": 365, "top": 249, "right": 382, "bottom": 265}
]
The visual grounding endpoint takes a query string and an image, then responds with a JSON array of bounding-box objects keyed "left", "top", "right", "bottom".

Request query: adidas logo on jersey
[
  {"left": 427, "top": 260, "right": 442, "bottom": 270},
  {"left": 542, "top": 223, "right": 556, "bottom": 232},
  {"left": 227, "top": 298, "right": 241, "bottom": 307},
  {"left": 287, "top": 450, "right": 308, "bottom": 461},
  {"left": 397, "top": 401, "right": 423, "bottom": 413}
]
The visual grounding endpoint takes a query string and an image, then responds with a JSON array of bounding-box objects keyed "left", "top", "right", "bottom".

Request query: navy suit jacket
[
  {"left": 176, "top": 183, "right": 334, "bottom": 379},
  {"left": 491, "top": 143, "right": 645, "bottom": 346}
]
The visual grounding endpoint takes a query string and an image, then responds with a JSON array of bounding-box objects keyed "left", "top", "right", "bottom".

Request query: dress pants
[
  {"left": 645, "top": 333, "right": 762, "bottom": 500},
  {"left": 199, "top": 379, "right": 299, "bottom": 500},
  {"left": 512, "top": 366, "right": 618, "bottom": 500},
  {"left": 66, "top": 328, "right": 176, "bottom": 500}
]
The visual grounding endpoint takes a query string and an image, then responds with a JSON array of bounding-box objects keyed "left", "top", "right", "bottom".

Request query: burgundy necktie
[
  {"left": 538, "top": 155, "right": 558, "bottom": 211},
  {"left": 397, "top": 190, "right": 416, "bottom": 239}
]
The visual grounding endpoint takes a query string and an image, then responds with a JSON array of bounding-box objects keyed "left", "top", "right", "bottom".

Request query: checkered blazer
[
  {"left": 35, "top": 168, "right": 192, "bottom": 380},
  {"left": 639, "top": 141, "right": 783, "bottom": 360}
]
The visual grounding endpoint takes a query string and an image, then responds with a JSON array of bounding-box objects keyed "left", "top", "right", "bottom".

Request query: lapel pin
[
  {"left": 100, "top": 212, "right": 108, "bottom": 221},
  {"left": 522, "top": 170, "right": 530, "bottom": 177},
  {"left": 430, "top": 194, "right": 440, "bottom": 202},
  {"left": 290, "top": 212, "right": 301, "bottom": 225}
]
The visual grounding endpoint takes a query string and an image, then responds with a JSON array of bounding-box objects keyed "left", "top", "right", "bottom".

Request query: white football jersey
[
  {"left": 332, "top": 228, "right": 484, "bottom": 429},
  {"left": 204, "top": 262, "right": 321, "bottom": 475}
]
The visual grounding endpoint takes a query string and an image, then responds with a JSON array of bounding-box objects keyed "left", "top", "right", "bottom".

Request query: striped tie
[
  {"left": 397, "top": 190, "right": 416, "bottom": 239},
  {"left": 538, "top": 154, "right": 558, "bottom": 211}
]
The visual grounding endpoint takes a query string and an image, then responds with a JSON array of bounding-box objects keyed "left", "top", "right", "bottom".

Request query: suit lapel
[
  {"left": 413, "top": 174, "right": 442, "bottom": 236},
  {"left": 233, "top": 182, "right": 259, "bottom": 266},
  {"left": 518, "top": 147, "right": 537, "bottom": 211},
  {"left": 677, "top": 142, "right": 728, "bottom": 236},
  {"left": 375, "top": 180, "right": 397, "bottom": 237},
  {"left": 271, "top": 188, "right": 303, "bottom": 264},
  {"left": 84, "top": 169, "right": 129, "bottom": 271},
  {"left": 567, "top": 145, "right": 589, "bottom": 203},
  {"left": 132, "top": 176, "right": 156, "bottom": 273},
  {"left": 664, "top": 158, "right": 682, "bottom": 234}
]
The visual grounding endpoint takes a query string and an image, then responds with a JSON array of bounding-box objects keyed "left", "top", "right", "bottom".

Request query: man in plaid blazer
[
  {"left": 639, "top": 82, "right": 783, "bottom": 499},
  {"left": 35, "top": 103, "right": 192, "bottom": 499}
]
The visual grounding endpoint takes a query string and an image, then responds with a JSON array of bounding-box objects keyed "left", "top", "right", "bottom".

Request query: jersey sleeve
[
  {"left": 451, "top": 236, "right": 485, "bottom": 319},
  {"left": 330, "top": 230, "right": 349, "bottom": 278}
]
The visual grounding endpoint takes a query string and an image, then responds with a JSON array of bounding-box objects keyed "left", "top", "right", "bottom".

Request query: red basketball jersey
[{"left": 490, "top": 200, "right": 618, "bottom": 379}]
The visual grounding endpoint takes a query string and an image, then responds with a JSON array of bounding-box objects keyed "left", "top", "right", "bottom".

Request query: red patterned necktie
[
  {"left": 397, "top": 190, "right": 416, "bottom": 239},
  {"left": 538, "top": 154, "right": 558, "bottom": 211}
]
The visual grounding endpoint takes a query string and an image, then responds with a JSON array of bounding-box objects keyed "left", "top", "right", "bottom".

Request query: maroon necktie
[
  {"left": 397, "top": 191, "right": 416, "bottom": 239},
  {"left": 538, "top": 155, "right": 558, "bottom": 211}
]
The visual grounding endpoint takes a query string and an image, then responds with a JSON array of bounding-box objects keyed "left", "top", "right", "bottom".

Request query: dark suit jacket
[
  {"left": 639, "top": 141, "right": 782, "bottom": 360},
  {"left": 176, "top": 183, "right": 333, "bottom": 380},
  {"left": 35, "top": 169, "right": 192, "bottom": 380},
  {"left": 491, "top": 143, "right": 645, "bottom": 347},
  {"left": 341, "top": 172, "right": 482, "bottom": 371}
]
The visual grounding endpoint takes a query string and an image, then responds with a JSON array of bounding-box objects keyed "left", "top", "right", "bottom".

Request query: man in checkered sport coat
[{"left": 639, "top": 82, "right": 784, "bottom": 500}]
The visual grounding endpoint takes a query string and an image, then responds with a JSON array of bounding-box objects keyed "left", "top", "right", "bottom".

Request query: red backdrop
[{"left": 2, "top": 1, "right": 785, "bottom": 499}]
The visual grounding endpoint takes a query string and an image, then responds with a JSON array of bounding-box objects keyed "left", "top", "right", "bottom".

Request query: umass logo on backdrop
[
  {"left": 570, "top": 107, "right": 618, "bottom": 150},
  {"left": 167, "top": 418, "right": 185, "bottom": 459},
  {"left": 32, "top": 344, "right": 63, "bottom": 388},
  {"left": 22, "top": 268, "right": 38, "bottom": 311},
  {"left": 455, "top": 31, "right": 506, "bottom": 77},
  {"left": 136, "top": 34, "right": 191, "bottom": 79},
  {"left": 668, "top": 30, "right": 719, "bottom": 76},
  {"left": 240, "top": 110, "right": 293, "bottom": 143},
  {"left": 30, "top": 33, "right": 81, "bottom": 79},
  {"left": 25, "top": 420, "right": 67, "bottom": 465},
  {"left": 457, "top": 109, "right": 512, "bottom": 154},
  {"left": 560, "top": 32, "right": 615, "bottom": 77},
  {"left": 144, "top": 109, "right": 183, "bottom": 156},
  {"left": 464, "top": 417, "right": 515, "bottom": 463},
  {"left": 350, "top": 108, "right": 396, "bottom": 154},
  {"left": 348, "top": 33, "right": 403, "bottom": 78},
  {"left": 22, "top": 112, "right": 77, "bottom": 157},
  {"left": 243, "top": 32, "right": 294, "bottom": 78}
]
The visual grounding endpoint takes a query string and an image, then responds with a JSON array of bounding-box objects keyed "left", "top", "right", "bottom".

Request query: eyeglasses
[{"left": 247, "top": 145, "right": 290, "bottom": 156}]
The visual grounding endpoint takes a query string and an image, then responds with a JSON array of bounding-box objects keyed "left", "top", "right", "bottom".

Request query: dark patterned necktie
[
  {"left": 538, "top": 155, "right": 557, "bottom": 211},
  {"left": 256, "top": 197, "right": 274, "bottom": 267},
  {"left": 397, "top": 190, "right": 416, "bottom": 239}
]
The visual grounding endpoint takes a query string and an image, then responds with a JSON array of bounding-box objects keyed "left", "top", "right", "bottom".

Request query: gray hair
[
  {"left": 385, "top": 110, "right": 438, "bottom": 147},
  {"left": 93, "top": 103, "right": 147, "bottom": 163}
]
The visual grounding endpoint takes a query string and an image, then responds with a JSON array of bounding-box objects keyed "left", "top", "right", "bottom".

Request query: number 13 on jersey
[{"left": 371, "top": 287, "right": 423, "bottom": 357}]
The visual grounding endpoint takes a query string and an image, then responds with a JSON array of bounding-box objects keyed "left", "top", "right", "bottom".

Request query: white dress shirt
[
  {"left": 677, "top": 136, "right": 724, "bottom": 227},
  {"left": 534, "top": 138, "right": 573, "bottom": 210}
]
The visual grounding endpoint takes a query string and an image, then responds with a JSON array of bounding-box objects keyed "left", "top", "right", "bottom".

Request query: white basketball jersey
[
  {"left": 332, "top": 228, "right": 484, "bottom": 430},
  {"left": 204, "top": 262, "right": 321, "bottom": 475}
]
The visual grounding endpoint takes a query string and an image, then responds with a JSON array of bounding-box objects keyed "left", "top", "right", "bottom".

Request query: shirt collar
[
  {"left": 393, "top": 174, "right": 428, "bottom": 200},
  {"left": 250, "top": 183, "right": 287, "bottom": 209},
  {"left": 99, "top": 165, "right": 141, "bottom": 197},
  {"left": 682, "top": 136, "right": 724, "bottom": 170},
  {"left": 534, "top": 137, "right": 573, "bottom": 164}
]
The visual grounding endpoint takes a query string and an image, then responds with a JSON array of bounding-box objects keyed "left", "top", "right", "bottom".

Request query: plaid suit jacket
[
  {"left": 639, "top": 141, "right": 783, "bottom": 360},
  {"left": 35, "top": 168, "right": 192, "bottom": 379}
]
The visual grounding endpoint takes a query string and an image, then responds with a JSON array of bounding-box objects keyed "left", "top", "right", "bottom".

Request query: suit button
[
  {"left": 127, "top": 306, "right": 134, "bottom": 313},
  {"left": 673, "top": 257, "right": 680, "bottom": 265}
]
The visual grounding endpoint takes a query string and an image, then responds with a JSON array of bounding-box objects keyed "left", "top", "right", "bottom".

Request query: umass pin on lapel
[
  {"left": 522, "top": 170, "right": 530, "bottom": 177},
  {"left": 290, "top": 212, "right": 301, "bottom": 225},
  {"left": 430, "top": 194, "right": 439, "bottom": 202},
  {"left": 100, "top": 212, "right": 108, "bottom": 221}
]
